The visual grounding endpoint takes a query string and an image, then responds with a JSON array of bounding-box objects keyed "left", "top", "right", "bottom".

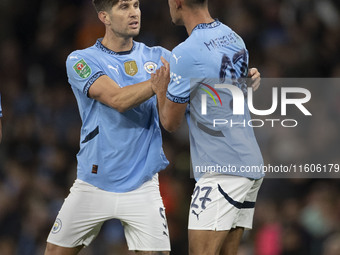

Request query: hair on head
[{"left": 92, "top": 0, "right": 119, "bottom": 12}]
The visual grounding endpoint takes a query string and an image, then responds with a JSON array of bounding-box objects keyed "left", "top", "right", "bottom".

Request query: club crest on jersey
[
  {"left": 144, "top": 61, "right": 157, "bottom": 74},
  {"left": 124, "top": 60, "right": 138, "bottom": 76},
  {"left": 51, "top": 218, "right": 62, "bottom": 234},
  {"left": 73, "top": 59, "right": 92, "bottom": 79}
]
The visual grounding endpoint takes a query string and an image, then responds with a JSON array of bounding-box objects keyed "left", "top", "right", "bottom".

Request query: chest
[{"left": 99, "top": 54, "right": 159, "bottom": 87}]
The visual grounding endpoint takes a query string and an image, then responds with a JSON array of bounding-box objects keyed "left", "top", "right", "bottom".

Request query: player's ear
[
  {"left": 98, "top": 11, "right": 110, "bottom": 25},
  {"left": 174, "top": 0, "right": 182, "bottom": 9}
]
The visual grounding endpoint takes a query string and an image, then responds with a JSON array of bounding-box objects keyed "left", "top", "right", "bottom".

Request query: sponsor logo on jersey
[
  {"left": 144, "top": 61, "right": 157, "bottom": 74},
  {"left": 172, "top": 54, "right": 182, "bottom": 64},
  {"left": 108, "top": 64, "right": 119, "bottom": 75},
  {"left": 191, "top": 209, "right": 203, "bottom": 220},
  {"left": 124, "top": 60, "right": 138, "bottom": 76},
  {"left": 51, "top": 218, "right": 62, "bottom": 234},
  {"left": 73, "top": 59, "right": 92, "bottom": 79}
]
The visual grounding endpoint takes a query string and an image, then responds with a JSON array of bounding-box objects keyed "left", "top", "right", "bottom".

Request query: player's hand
[
  {"left": 248, "top": 68, "right": 261, "bottom": 91},
  {"left": 151, "top": 56, "right": 170, "bottom": 95}
]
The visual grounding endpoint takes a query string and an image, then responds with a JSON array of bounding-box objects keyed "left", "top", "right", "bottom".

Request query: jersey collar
[
  {"left": 192, "top": 19, "right": 221, "bottom": 33},
  {"left": 95, "top": 38, "right": 136, "bottom": 55}
]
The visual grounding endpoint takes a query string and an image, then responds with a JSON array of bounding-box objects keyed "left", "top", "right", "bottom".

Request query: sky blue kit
[
  {"left": 167, "top": 20, "right": 264, "bottom": 180},
  {"left": 66, "top": 39, "right": 170, "bottom": 192}
]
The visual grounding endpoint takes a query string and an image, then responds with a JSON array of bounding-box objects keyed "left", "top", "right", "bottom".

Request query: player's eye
[{"left": 120, "top": 4, "right": 128, "bottom": 9}]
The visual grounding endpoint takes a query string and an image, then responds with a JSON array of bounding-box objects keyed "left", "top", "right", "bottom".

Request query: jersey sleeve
[
  {"left": 66, "top": 51, "right": 105, "bottom": 96},
  {"left": 167, "top": 47, "right": 193, "bottom": 104}
]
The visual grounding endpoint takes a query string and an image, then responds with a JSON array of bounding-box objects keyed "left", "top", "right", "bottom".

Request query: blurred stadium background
[{"left": 0, "top": 0, "right": 340, "bottom": 254}]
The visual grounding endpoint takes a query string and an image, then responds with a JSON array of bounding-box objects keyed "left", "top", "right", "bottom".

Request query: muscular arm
[
  {"left": 161, "top": 100, "right": 187, "bottom": 133},
  {"left": 88, "top": 75, "right": 154, "bottom": 113},
  {"left": 151, "top": 57, "right": 187, "bottom": 132},
  {"left": 152, "top": 58, "right": 262, "bottom": 133},
  {"left": 157, "top": 88, "right": 187, "bottom": 133}
]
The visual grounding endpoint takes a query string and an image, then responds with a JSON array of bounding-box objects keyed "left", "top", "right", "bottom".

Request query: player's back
[
  {"left": 176, "top": 20, "right": 248, "bottom": 83},
  {"left": 168, "top": 20, "right": 264, "bottom": 180}
]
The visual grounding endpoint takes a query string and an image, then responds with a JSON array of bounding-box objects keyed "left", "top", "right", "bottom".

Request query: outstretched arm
[
  {"left": 67, "top": 53, "right": 156, "bottom": 113},
  {"left": 88, "top": 75, "right": 154, "bottom": 113}
]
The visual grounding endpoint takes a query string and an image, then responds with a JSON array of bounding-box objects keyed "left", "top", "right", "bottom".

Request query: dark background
[{"left": 0, "top": 0, "right": 340, "bottom": 254}]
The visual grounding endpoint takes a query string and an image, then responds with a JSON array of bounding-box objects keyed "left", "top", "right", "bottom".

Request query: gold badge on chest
[{"left": 124, "top": 60, "right": 138, "bottom": 76}]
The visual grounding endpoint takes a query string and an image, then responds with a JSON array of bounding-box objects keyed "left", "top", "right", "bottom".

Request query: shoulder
[
  {"left": 171, "top": 40, "right": 195, "bottom": 67},
  {"left": 135, "top": 41, "right": 170, "bottom": 55},
  {"left": 219, "top": 23, "right": 246, "bottom": 47},
  {"left": 66, "top": 45, "right": 99, "bottom": 69},
  {"left": 135, "top": 41, "right": 171, "bottom": 62},
  {"left": 66, "top": 46, "right": 94, "bottom": 61}
]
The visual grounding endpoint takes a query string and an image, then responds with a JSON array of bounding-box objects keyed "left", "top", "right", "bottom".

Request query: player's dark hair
[{"left": 92, "top": 0, "right": 119, "bottom": 12}]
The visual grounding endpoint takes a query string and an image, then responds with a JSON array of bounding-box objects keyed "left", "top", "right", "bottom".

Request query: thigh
[
  {"left": 47, "top": 180, "right": 115, "bottom": 248},
  {"left": 236, "top": 178, "right": 263, "bottom": 229},
  {"left": 118, "top": 174, "right": 171, "bottom": 252},
  {"left": 44, "top": 242, "right": 83, "bottom": 255},
  {"left": 220, "top": 227, "right": 245, "bottom": 255},
  {"left": 188, "top": 229, "right": 229, "bottom": 255}
]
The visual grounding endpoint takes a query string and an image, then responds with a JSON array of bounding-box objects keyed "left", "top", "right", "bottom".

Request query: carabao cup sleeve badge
[{"left": 73, "top": 59, "right": 92, "bottom": 79}]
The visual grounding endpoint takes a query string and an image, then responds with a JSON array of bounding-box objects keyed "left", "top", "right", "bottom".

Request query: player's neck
[
  {"left": 183, "top": 9, "right": 214, "bottom": 36},
  {"left": 101, "top": 33, "right": 134, "bottom": 53}
]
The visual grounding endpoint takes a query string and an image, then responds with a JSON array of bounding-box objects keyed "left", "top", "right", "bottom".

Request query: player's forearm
[
  {"left": 151, "top": 58, "right": 183, "bottom": 132},
  {"left": 151, "top": 77, "right": 174, "bottom": 131},
  {"left": 89, "top": 76, "right": 155, "bottom": 113},
  {"left": 112, "top": 80, "right": 154, "bottom": 112},
  {"left": 157, "top": 95, "right": 184, "bottom": 133},
  {"left": 155, "top": 90, "right": 168, "bottom": 129}
]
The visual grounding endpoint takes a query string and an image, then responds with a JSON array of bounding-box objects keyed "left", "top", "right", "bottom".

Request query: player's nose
[{"left": 129, "top": 7, "right": 139, "bottom": 18}]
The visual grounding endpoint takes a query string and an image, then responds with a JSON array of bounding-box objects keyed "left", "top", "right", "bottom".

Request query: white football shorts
[
  {"left": 188, "top": 174, "right": 263, "bottom": 231},
  {"left": 47, "top": 174, "right": 170, "bottom": 251}
]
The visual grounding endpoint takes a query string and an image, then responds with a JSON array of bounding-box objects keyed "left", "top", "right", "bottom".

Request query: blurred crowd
[{"left": 0, "top": 0, "right": 340, "bottom": 254}]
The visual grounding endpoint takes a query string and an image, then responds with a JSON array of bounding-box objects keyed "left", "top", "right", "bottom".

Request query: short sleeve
[
  {"left": 66, "top": 52, "right": 105, "bottom": 96},
  {"left": 167, "top": 47, "right": 192, "bottom": 104}
]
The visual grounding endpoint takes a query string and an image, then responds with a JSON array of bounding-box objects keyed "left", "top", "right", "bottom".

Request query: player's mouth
[{"left": 128, "top": 21, "right": 139, "bottom": 29}]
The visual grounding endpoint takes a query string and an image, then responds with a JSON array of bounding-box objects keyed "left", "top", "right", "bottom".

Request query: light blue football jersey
[
  {"left": 167, "top": 20, "right": 264, "bottom": 180},
  {"left": 66, "top": 39, "right": 170, "bottom": 192}
]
